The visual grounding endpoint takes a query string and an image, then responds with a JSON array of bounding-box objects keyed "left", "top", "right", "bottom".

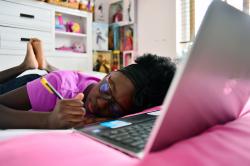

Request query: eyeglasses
[{"left": 99, "top": 75, "right": 125, "bottom": 118}]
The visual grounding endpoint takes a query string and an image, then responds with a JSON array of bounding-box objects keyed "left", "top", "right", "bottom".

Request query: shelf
[
  {"left": 55, "top": 6, "right": 91, "bottom": 18},
  {"left": 55, "top": 31, "right": 87, "bottom": 37},
  {"left": 53, "top": 50, "right": 88, "bottom": 58},
  {"left": 109, "top": 0, "right": 122, "bottom": 4},
  {"left": 122, "top": 50, "right": 134, "bottom": 54},
  {"left": 109, "top": 21, "right": 134, "bottom": 27}
]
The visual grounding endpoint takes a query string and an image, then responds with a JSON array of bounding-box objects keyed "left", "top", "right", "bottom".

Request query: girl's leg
[
  {"left": 31, "top": 38, "right": 59, "bottom": 73},
  {"left": 0, "top": 74, "right": 41, "bottom": 95},
  {"left": 0, "top": 41, "right": 38, "bottom": 84}
]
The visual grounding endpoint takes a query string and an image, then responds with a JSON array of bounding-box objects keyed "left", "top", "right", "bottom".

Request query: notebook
[{"left": 78, "top": 0, "right": 250, "bottom": 158}]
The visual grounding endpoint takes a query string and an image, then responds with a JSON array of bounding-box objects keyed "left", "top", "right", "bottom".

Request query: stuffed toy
[
  {"left": 72, "top": 42, "right": 85, "bottom": 53},
  {"left": 66, "top": 21, "right": 81, "bottom": 33}
]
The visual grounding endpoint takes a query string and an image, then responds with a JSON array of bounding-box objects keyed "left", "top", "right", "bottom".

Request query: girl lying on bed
[{"left": 0, "top": 39, "right": 176, "bottom": 129}]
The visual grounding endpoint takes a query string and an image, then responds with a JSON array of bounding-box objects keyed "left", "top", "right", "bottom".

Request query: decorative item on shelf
[
  {"left": 109, "top": 1, "right": 123, "bottom": 23},
  {"left": 46, "top": 0, "right": 79, "bottom": 9},
  {"left": 55, "top": 13, "right": 66, "bottom": 31},
  {"left": 119, "top": 26, "right": 125, "bottom": 51},
  {"left": 56, "top": 42, "right": 85, "bottom": 54},
  {"left": 109, "top": 25, "right": 133, "bottom": 52},
  {"left": 56, "top": 45, "right": 74, "bottom": 52},
  {"left": 111, "top": 50, "right": 121, "bottom": 71},
  {"left": 112, "top": 4, "right": 123, "bottom": 23},
  {"left": 67, "top": 0, "right": 80, "bottom": 9},
  {"left": 123, "top": 0, "right": 135, "bottom": 23},
  {"left": 93, "top": 51, "right": 112, "bottom": 74},
  {"left": 93, "top": 22, "right": 109, "bottom": 51},
  {"left": 66, "top": 21, "right": 81, "bottom": 33},
  {"left": 72, "top": 42, "right": 85, "bottom": 53},
  {"left": 94, "top": 0, "right": 109, "bottom": 23},
  {"left": 108, "top": 27, "right": 114, "bottom": 50},
  {"left": 112, "top": 24, "right": 120, "bottom": 50},
  {"left": 124, "top": 26, "right": 133, "bottom": 50},
  {"left": 123, "top": 51, "right": 133, "bottom": 67},
  {"left": 79, "top": 0, "right": 94, "bottom": 13}
]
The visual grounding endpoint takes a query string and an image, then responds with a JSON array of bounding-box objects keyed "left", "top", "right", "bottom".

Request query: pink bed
[{"left": 1, "top": 103, "right": 250, "bottom": 166}]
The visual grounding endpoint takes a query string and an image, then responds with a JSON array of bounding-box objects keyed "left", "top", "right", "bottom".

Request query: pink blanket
[{"left": 0, "top": 112, "right": 250, "bottom": 166}]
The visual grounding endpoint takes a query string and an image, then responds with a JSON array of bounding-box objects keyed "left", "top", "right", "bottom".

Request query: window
[
  {"left": 176, "top": 0, "right": 195, "bottom": 58},
  {"left": 227, "top": 0, "right": 243, "bottom": 10},
  {"left": 177, "top": 0, "right": 249, "bottom": 58}
]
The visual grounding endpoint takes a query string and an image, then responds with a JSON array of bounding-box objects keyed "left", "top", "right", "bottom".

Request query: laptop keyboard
[{"left": 99, "top": 119, "right": 155, "bottom": 151}]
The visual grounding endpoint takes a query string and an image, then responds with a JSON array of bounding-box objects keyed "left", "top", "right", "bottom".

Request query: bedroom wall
[{"left": 136, "top": 0, "right": 176, "bottom": 58}]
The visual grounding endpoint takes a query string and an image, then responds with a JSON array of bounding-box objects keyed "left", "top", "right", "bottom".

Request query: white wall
[{"left": 136, "top": 0, "right": 176, "bottom": 58}]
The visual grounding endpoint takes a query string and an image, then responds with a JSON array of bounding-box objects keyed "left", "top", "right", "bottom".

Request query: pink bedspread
[{"left": 0, "top": 112, "right": 250, "bottom": 166}]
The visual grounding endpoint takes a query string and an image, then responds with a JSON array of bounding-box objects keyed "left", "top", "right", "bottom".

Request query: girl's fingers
[
  {"left": 65, "top": 114, "right": 85, "bottom": 123},
  {"left": 62, "top": 106, "right": 86, "bottom": 115},
  {"left": 60, "top": 99, "right": 84, "bottom": 107}
]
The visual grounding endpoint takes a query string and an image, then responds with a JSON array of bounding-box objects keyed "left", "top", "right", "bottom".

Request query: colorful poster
[
  {"left": 93, "top": 51, "right": 112, "bottom": 73},
  {"left": 93, "top": 22, "right": 109, "bottom": 51},
  {"left": 94, "top": 0, "right": 109, "bottom": 23}
]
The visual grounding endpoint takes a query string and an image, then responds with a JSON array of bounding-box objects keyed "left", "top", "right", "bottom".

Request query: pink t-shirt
[{"left": 27, "top": 71, "right": 100, "bottom": 112}]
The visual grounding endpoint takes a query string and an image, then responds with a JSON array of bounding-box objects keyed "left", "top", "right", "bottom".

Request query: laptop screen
[{"left": 148, "top": 0, "right": 250, "bottom": 152}]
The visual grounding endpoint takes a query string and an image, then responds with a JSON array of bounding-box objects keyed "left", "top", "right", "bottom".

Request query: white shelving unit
[
  {"left": 109, "top": 21, "right": 134, "bottom": 27},
  {"left": 51, "top": 6, "right": 93, "bottom": 71},
  {"left": 55, "top": 31, "right": 87, "bottom": 37},
  {"left": 108, "top": 0, "right": 137, "bottom": 68},
  {"left": 0, "top": 0, "right": 93, "bottom": 72}
]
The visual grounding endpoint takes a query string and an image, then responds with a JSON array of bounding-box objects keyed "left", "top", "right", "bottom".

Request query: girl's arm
[
  {"left": 0, "top": 86, "right": 50, "bottom": 129},
  {"left": 0, "top": 85, "right": 31, "bottom": 110},
  {"left": 0, "top": 86, "right": 86, "bottom": 129},
  {"left": 0, "top": 104, "right": 50, "bottom": 129}
]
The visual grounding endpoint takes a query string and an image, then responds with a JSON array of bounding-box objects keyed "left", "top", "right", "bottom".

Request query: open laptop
[{"left": 78, "top": 0, "right": 250, "bottom": 158}]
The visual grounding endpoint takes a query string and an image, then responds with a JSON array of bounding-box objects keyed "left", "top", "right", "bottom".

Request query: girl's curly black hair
[{"left": 119, "top": 53, "right": 176, "bottom": 113}]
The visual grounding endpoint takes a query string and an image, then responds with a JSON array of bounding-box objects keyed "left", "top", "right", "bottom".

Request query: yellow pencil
[{"left": 40, "top": 77, "right": 64, "bottom": 100}]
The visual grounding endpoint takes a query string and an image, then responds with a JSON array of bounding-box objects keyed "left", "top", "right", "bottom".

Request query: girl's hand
[{"left": 47, "top": 93, "right": 86, "bottom": 129}]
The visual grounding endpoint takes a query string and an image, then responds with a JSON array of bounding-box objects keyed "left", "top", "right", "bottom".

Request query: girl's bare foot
[
  {"left": 31, "top": 38, "right": 58, "bottom": 72},
  {"left": 21, "top": 42, "right": 38, "bottom": 70},
  {"left": 31, "top": 38, "right": 46, "bottom": 70},
  {"left": 31, "top": 38, "right": 59, "bottom": 72}
]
